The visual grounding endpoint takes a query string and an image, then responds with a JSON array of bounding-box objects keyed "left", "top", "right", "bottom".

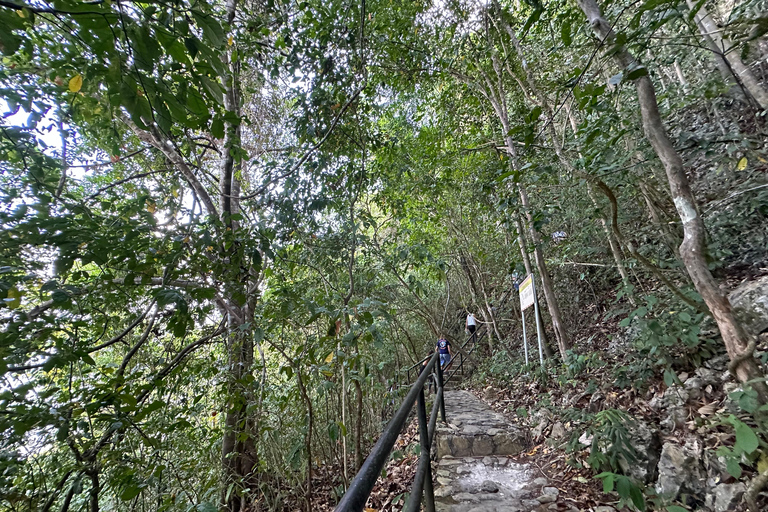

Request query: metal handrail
[
  {"left": 335, "top": 351, "right": 446, "bottom": 512},
  {"left": 401, "top": 326, "right": 486, "bottom": 387},
  {"left": 443, "top": 327, "right": 485, "bottom": 385}
]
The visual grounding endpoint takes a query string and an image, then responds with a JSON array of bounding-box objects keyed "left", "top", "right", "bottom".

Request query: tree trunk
[
  {"left": 295, "top": 365, "right": 313, "bottom": 511},
  {"left": 577, "top": 0, "right": 768, "bottom": 403},
  {"left": 514, "top": 214, "right": 554, "bottom": 358},
  {"left": 354, "top": 373, "right": 364, "bottom": 471},
  {"left": 687, "top": 0, "right": 768, "bottom": 109},
  {"left": 221, "top": 324, "right": 258, "bottom": 512},
  {"left": 518, "top": 184, "right": 571, "bottom": 359}
]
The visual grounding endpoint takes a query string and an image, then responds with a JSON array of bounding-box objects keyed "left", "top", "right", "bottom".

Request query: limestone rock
[
  {"left": 684, "top": 376, "right": 705, "bottom": 400},
  {"left": 594, "top": 507, "right": 616, "bottom": 512},
  {"left": 656, "top": 439, "right": 706, "bottom": 499},
  {"left": 664, "top": 385, "right": 689, "bottom": 407},
  {"left": 694, "top": 367, "right": 719, "bottom": 387},
  {"left": 616, "top": 420, "right": 662, "bottom": 483},
  {"left": 729, "top": 275, "right": 768, "bottom": 336},
  {"left": 532, "top": 477, "right": 548, "bottom": 487},
  {"left": 542, "top": 486, "right": 559, "bottom": 497},
  {"left": 660, "top": 405, "right": 687, "bottom": 432},
  {"left": 706, "top": 482, "right": 746, "bottom": 512},
  {"left": 550, "top": 421, "right": 566, "bottom": 440},
  {"left": 536, "top": 493, "right": 556, "bottom": 503}
]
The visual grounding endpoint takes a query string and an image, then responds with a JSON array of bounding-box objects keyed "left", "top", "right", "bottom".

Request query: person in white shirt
[{"left": 465, "top": 312, "right": 477, "bottom": 336}]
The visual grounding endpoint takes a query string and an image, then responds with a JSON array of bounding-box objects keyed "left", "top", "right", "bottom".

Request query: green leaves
[
  {"left": 595, "top": 472, "right": 646, "bottom": 510},
  {"left": 191, "top": 10, "right": 226, "bottom": 48},
  {"left": 732, "top": 417, "right": 759, "bottom": 455}
]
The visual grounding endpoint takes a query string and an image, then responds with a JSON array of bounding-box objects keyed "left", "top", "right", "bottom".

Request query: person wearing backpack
[{"left": 436, "top": 335, "right": 452, "bottom": 369}]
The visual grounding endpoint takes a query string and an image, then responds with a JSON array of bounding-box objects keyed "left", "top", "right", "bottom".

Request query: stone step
[
  {"left": 435, "top": 390, "right": 526, "bottom": 458},
  {"left": 434, "top": 456, "right": 552, "bottom": 512}
]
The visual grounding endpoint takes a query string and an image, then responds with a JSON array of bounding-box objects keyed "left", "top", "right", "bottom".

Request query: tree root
[
  {"left": 728, "top": 338, "right": 757, "bottom": 380},
  {"left": 746, "top": 465, "right": 768, "bottom": 512}
]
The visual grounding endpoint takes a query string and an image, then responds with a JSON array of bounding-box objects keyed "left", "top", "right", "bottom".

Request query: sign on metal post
[
  {"left": 518, "top": 274, "right": 544, "bottom": 365},
  {"left": 519, "top": 275, "right": 535, "bottom": 311}
]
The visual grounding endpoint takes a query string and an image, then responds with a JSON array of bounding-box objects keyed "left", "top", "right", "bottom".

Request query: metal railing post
[
  {"left": 435, "top": 359, "right": 446, "bottom": 423},
  {"left": 419, "top": 389, "right": 435, "bottom": 512}
]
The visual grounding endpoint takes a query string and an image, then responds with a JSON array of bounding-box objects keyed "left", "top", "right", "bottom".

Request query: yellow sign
[{"left": 519, "top": 275, "right": 534, "bottom": 311}]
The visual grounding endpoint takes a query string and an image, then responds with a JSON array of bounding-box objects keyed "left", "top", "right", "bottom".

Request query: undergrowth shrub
[{"left": 612, "top": 294, "right": 718, "bottom": 390}]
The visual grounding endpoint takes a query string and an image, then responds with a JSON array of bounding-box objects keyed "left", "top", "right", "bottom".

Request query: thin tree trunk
[
  {"left": 354, "top": 371, "right": 363, "bottom": 471},
  {"left": 587, "top": 185, "right": 635, "bottom": 301},
  {"left": 221, "top": 326, "right": 258, "bottom": 512},
  {"left": 518, "top": 184, "right": 571, "bottom": 358},
  {"left": 514, "top": 214, "right": 554, "bottom": 358},
  {"left": 687, "top": 0, "right": 768, "bottom": 109},
  {"left": 577, "top": 0, "right": 768, "bottom": 403},
  {"left": 295, "top": 365, "right": 313, "bottom": 511},
  {"left": 673, "top": 59, "right": 688, "bottom": 90}
]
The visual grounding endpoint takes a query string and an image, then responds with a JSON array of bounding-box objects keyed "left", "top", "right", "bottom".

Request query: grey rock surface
[
  {"left": 616, "top": 420, "right": 662, "bottom": 483},
  {"left": 712, "top": 482, "right": 746, "bottom": 512},
  {"left": 656, "top": 439, "right": 706, "bottom": 499},
  {"left": 729, "top": 276, "right": 768, "bottom": 336}
]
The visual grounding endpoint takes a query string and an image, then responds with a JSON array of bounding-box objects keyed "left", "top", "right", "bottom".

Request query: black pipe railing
[
  {"left": 401, "top": 326, "right": 486, "bottom": 388},
  {"left": 443, "top": 327, "right": 485, "bottom": 386},
  {"left": 335, "top": 351, "right": 446, "bottom": 512},
  {"left": 336, "top": 328, "right": 488, "bottom": 512}
]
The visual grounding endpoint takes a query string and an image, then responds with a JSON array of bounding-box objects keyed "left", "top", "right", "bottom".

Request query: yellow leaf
[
  {"left": 737, "top": 157, "right": 748, "bottom": 171},
  {"left": 171, "top": 188, "right": 179, "bottom": 198},
  {"left": 325, "top": 352, "right": 334, "bottom": 363},
  {"left": 758, "top": 453, "right": 768, "bottom": 474},
  {"left": 17, "top": 9, "right": 26, "bottom": 17},
  {"left": 146, "top": 202, "right": 156, "bottom": 214},
  {"left": 5, "top": 287, "right": 21, "bottom": 310},
  {"left": 364, "top": 509, "right": 377, "bottom": 512},
  {"left": 228, "top": 35, "right": 234, "bottom": 46},
  {"left": 69, "top": 74, "right": 83, "bottom": 93},
  {"left": 183, "top": 236, "right": 191, "bottom": 243}
]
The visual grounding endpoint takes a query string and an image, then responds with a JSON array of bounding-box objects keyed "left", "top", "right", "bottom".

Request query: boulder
[
  {"left": 616, "top": 420, "right": 662, "bottom": 483},
  {"left": 713, "top": 482, "right": 746, "bottom": 512},
  {"left": 656, "top": 439, "right": 706, "bottom": 501},
  {"left": 729, "top": 276, "right": 768, "bottom": 336}
]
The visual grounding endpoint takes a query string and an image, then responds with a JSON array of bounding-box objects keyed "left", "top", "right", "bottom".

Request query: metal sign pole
[
  {"left": 521, "top": 308, "right": 529, "bottom": 365},
  {"left": 531, "top": 277, "right": 544, "bottom": 365}
]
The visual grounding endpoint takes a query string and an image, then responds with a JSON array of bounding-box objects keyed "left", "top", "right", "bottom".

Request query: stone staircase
[
  {"left": 441, "top": 356, "right": 476, "bottom": 391},
  {"left": 432, "top": 391, "right": 575, "bottom": 512}
]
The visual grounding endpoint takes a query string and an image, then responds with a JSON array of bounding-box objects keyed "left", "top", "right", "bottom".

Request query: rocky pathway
[{"left": 433, "top": 391, "right": 579, "bottom": 512}]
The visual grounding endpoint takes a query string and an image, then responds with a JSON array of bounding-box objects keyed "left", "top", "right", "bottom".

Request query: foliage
[{"left": 1, "top": 0, "right": 767, "bottom": 507}]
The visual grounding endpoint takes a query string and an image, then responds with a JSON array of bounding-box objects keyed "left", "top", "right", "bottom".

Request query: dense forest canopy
[{"left": 1, "top": 0, "right": 768, "bottom": 510}]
